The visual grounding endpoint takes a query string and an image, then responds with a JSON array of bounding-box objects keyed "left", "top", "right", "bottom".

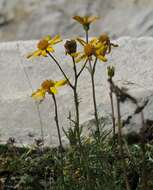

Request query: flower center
[
  {"left": 37, "top": 40, "right": 49, "bottom": 50},
  {"left": 41, "top": 80, "right": 54, "bottom": 91},
  {"left": 84, "top": 44, "right": 95, "bottom": 56}
]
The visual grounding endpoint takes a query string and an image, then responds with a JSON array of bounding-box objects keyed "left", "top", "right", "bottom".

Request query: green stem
[
  {"left": 85, "top": 30, "right": 89, "bottom": 43},
  {"left": 72, "top": 56, "right": 82, "bottom": 148},
  {"left": 52, "top": 93, "right": 63, "bottom": 150},
  {"left": 51, "top": 93, "right": 65, "bottom": 184},
  {"left": 110, "top": 91, "right": 116, "bottom": 140},
  {"left": 77, "top": 58, "right": 88, "bottom": 78},
  {"left": 90, "top": 58, "right": 100, "bottom": 136},
  {"left": 92, "top": 57, "right": 97, "bottom": 75},
  {"left": 108, "top": 78, "right": 116, "bottom": 141},
  {"left": 85, "top": 31, "right": 100, "bottom": 137}
]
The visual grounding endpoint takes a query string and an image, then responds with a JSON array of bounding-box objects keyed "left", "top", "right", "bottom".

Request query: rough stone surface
[
  {"left": 1, "top": 0, "right": 153, "bottom": 41},
  {"left": 0, "top": 37, "right": 153, "bottom": 146}
]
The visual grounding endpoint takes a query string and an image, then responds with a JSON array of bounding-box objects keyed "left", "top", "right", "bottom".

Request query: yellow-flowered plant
[
  {"left": 31, "top": 79, "right": 67, "bottom": 101},
  {"left": 27, "top": 14, "right": 119, "bottom": 143},
  {"left": 27, "top": 15, "right": 118, "bottom": 145},
  {"left": 25, "top": 15, "right": 141, "bottom": 190},
  {"left": 27, "top": 35, "right": 62, "bottom": 58}
]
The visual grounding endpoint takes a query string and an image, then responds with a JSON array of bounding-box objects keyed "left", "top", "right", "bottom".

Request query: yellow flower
[
  {"left": 27, "top": 35, "right": 62, "bottom": 58},
  {"left": 73, "top": 15, "right": 98, "bottom": 31},
  {"left": 76, "top": 37, "right": 108, "bottom": 63},
  {"left": 31, "top": 79, "right": 68, "bottom": 100}
]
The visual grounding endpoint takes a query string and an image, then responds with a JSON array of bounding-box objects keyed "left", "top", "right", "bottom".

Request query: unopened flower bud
[
  {"left": 64, "top": 40, "right": 77, "bottom": 55},
  {"left": 107, "top": 66, "right": 115, "bottom": 78}
]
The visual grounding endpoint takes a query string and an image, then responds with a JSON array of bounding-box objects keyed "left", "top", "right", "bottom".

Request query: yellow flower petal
[
  {"left": 77, "top": 38, "right": 86, "bottom": 46},
  {"left": 73, "top": 16, "right": 84, "bottom": 24},
  {"left": 90, "top": 37, "right": 98, "bottom": 43},
  {"left": 97, "top": 55, "right": 107, "bottom": 62},
  {"left": 75, "top": 54, "right": 87, "bottom": 63},
  {"left": 55, "top": 79, "right": 68, "bottom": 87},
  {"left": 73, "top": 16, "right": 98, "bottom": 25},
  {"left": 47, "top": 46, "right": 54, "bottom": 53},
  {"left": 50, "top": 87, "right": 58, "bottom": 94},
  {"left": 33, "top": 50, "right": 42, "bottom": 57},
  {"left": 41, "top": 50, "right": 47, "bottom": 57},
  {"left": 87, "top": 16, "right": 99, "bottom": 24},
  {"left": 26, "top": 53, "right": 33, "bottom": 59},
  {"left": 31, "top": 89, "right": 46, "bottom": 100},
  {"left": 71, "top": 52, "right": 80, "bottom": 58},
  {"left": 94, "top": 41, "right": 105, "bottom": 49},
  {"left": 49, "top": 35, "right": 62, "bottom": 45},
  {"left": 43, "top": 35, "right": 51, "bottom": 41}
]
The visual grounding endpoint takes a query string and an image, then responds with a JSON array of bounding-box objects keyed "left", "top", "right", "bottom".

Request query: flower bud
[
  {"left": 64, "top": 40, "right": 77, "bottom": 55},
  {"left": 107, "top": 66, "right": 115, "bottom": 78}
]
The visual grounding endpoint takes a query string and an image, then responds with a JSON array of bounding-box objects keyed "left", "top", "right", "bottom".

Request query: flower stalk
[
  {"left": 72, "top": 56, "right": 82, "bottom": 148},
  {"left": 107, "top": 66, "right": 116, "bottom": 141},
  {"left": 85, "top": 30, "right": 100, "bottom": 137},
  {"left": 109, "top": 90, "right": 116, "bottom": 139},
  {"left": 51, "top": 93, "right": 65, "bottom": 184},
  {"left": 51, "top": 93, "right": 63, "bottom": 151}
]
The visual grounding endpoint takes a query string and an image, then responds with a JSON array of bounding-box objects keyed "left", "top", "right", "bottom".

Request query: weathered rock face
[
  {"left": 1, "top": 0, "right": 153, "bottom": 41},
  {"left": 0, "top": 37, "right": 153, "bottom": 146}
]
